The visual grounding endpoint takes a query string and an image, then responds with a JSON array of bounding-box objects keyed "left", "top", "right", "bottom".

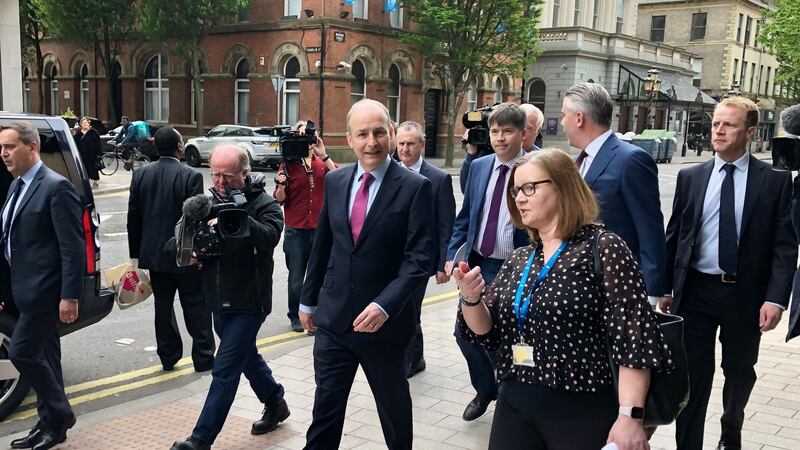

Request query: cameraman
[
  {"left": 273, "top": 120, "right": 337, "bottom": 333},
  {"left": 171, "top": 144, "right": 290, "bottom": 450}
]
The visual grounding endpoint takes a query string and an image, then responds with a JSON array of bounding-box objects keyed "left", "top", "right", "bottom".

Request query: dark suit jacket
[
  {"left": 2, "top": 164, "right": 85, "bottom": 314},
  {"left": 585, "top": 133, "right": 666, "bottom": 296},
  {"left": 127, "top": 157, "right": 203, "bottom": 273},
  {"left": 787, "top": 178, "right": 800, "bottom": 341},
  {"left": 418, "top": 160, "right": 455, "bottom": 274},
  {"left": 665, "top": 156, "right": 796, "bottom": 322},
  {"left": 448, "top": 154, "right": 530, "bottom": 261},
  {"left": 300, "top": 160, "right": 434, "bottom": 339}
]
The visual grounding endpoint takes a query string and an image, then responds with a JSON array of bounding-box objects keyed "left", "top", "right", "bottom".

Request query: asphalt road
[{"left": 0, "top": 160, "right": 685, "bottom": 434}]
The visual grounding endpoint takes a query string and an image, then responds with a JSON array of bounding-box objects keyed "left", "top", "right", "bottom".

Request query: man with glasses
[
  {"left": 171, "top": 144, "right": 289, "bottom": 450},
  {"left": 127, "top": 127, "right": 215, "bottom": 373},
  {"left": 445, "top": 102, "right": 531, "bottom": 421},
  {"left": 519, "top": 103, "right": 544, "bottom": 152}
]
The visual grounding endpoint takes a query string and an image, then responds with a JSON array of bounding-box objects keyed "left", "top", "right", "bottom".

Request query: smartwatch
[
  {"left": 274, "top": 177, "right": 285, "bottom": 186},
  {"left": 321, "top": 154, "right": 331, "bottom": 162},
  {"left": 618, "top": 406, "right": 645, "bottom": 420}
]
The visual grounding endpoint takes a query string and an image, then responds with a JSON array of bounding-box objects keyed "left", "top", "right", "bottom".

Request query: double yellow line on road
[{"left": 3, "top": 290, "right": 458, "bottom": 423}]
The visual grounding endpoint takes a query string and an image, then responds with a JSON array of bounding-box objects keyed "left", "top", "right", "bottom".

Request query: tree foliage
[
  {"left": 36, "top": 0, "right": 137, "bottom": 122},
  {"left": 400, "top": 0, "right": 542, "bottom": 166},
  {"left": 139, "top": 0, "right": 250, "bottom": 134},
  {"left": 19, "top": 0, "right": 47, "bottom": 113},
  {"left": 759, "top": 0, "right": 800, "bottom": 102}
]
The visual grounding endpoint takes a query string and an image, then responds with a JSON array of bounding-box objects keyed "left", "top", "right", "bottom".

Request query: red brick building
[{"left": 27, "top": 0, "right": 520, "bottom": 159}]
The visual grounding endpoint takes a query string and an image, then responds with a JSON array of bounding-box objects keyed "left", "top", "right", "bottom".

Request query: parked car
[
  {"left": 100, "top": 122, "right": 161, "bottom": 162},
  {"left": 0, "top": 113, "right": 115, "bottom": 420},
  {"left": 184, "top": 124, "right": 281, "bottom": 168}
]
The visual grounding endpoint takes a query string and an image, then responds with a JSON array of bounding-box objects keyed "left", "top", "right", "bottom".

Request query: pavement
[{"left": 21, "top": 149, "right": 795, "bottom": 450}]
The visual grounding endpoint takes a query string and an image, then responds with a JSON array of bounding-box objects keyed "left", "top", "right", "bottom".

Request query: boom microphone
[
  {"left": 773, "top": 104, "right": 800, "bottom": 171},
  {"left": 781, "top": 104, "right": 800, "bottom": 136},
  {"left": 182, "top": 194, "right": 212, "bottom": 221}
]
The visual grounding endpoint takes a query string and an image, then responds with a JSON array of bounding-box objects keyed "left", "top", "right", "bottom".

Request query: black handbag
[{"left": 592, "top": 230, "right": 690, "bottom": 427}]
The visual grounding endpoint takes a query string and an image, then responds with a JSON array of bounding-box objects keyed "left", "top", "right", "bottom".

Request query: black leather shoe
[
  {"left": 194, "top": 360, "right": 214, "bottom": 373},
  {"left": 405, "top": 358, "right": 426, "bottom": 378},
  {"left": 10, "top": 426, "right": 42, "bottom": 449},
  {"left": 170, "top": 437, "right": 210, "bottom": 450},
  {"left": 30, "top": 430, "right": 66, "bottom": 450},
  {"left": 290, "top": 318, "right": 304, "bottom": 333},
  {"left": 251, "top": 397, "right": 290, "bottom": 435},
  {"left": 462, "top": 392, "right": 497, "bottom": 421},
  {"left": 716, "top": 442, "right": 741, "bottom": 450}
]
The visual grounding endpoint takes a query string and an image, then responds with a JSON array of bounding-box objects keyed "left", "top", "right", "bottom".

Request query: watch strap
[{"left": 618, "top": 405, "right": 645, "bottom": 420}]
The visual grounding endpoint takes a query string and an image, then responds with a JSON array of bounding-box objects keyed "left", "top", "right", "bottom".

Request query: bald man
[{"left": 300, "top": 99, "right": 434, "bottom": 449}]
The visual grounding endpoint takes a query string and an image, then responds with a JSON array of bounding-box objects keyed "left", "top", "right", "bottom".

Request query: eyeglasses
[
  {"left": 509, "top": 180, "right": 552, "bottom": 197},
  {"left": 211, "top": 171, "right": 242, "bottom": 182}
]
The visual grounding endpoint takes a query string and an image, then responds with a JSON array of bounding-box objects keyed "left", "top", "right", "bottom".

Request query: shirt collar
[
  {"left": 404, "top": 156, "right": 424, "bottom": 172},
  {"left": 20, "top": 160, "right": 43, "bottom": 186},
  {"left": 584, "top": 129, "right": 614, "bottom": 158},
  {"left": 714, "top": 152, "right": 749, "bottom": 173},
  {"left": 355, "top": 155, "right": 392, "bottom": 183},
  {"left": 161, "top": 156, "right": 180, "bottom": 162},
  {"left": 493, "top": 148, "right": 525, "bottom": 171}
]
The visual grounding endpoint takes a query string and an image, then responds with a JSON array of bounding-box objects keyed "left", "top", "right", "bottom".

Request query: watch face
[{"left": 631, "top": 407, "right": 645, "bottom": 419}]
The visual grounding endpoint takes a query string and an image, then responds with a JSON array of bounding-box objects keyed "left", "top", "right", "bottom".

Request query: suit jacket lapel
[
  {"left": 13, "top": 165, "right": 46, "bottom": 219},
  {"left": 690, "top": 159, "right": 715, "bottom": 237},
  {"left": 355, "top": 162, "right": 402, "bottom": 248},
  {"left": 740, "top": 155, "right": 767, "bottom": 237},
  {"left": 338, "top": 166, "right": 358, "bottom": 248},
  {"left": 584, "top": 135, "right": 619, "bottom": 187},
  {"left": 474, "top": 157, "right": 494, "bottom": 213}
]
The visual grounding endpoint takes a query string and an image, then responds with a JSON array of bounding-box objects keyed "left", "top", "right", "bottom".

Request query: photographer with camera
[
  {"left": 776, "top": 104, "right": 800, "bottom": 342},
  {"left": 171, "top": 144, "right": 290, "bottom": 450},
  {"left": 273, "top": 120, "right": 337, "bottom": 333}
]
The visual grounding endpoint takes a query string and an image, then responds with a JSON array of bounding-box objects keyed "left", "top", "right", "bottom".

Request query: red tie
[
  {"left": 575, "top": 150, "right": 589, "bottom": 171},
  {"left": 350, "top": 172, "right": 374, "bottom": 242}
]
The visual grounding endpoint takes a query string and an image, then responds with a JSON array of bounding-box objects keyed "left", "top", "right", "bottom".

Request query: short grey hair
[
  {"left": 346, "top": 99, "right": 392, "bottom": 132},
  {"left": 780, "top": 104, "right": 800, "bottom": 136},
  {"left": 0, "top": 121, "right": 40, "bottom": 150},
  {"left": 519, "top": 103, "right": 544, "bottom": 129},
  {"left": 564, "top": 83, "right": 614, "bottom": 128},
  {"left": 209, "top": 143, "right": 251, "bottom": 173},
  {"left": 397, "top": 121, "right": 425, "bottom": 141},
  {"left": 488, "top": 102, "right": 526, "bottom": 130}
]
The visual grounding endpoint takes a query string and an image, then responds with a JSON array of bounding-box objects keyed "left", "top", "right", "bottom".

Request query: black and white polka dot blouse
[{"left": 458, "top": 224, "right": 672, "bottom": 392}]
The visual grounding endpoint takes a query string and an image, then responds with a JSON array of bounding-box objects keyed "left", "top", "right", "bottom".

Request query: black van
[{"left": 0, "top": 113, "right": 115, "bottom": 419}]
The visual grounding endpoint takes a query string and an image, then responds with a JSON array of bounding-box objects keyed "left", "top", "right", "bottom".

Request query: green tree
[
  {"left": 759, "top": 0, "right": 800, "bottom": 103},
  {"left": 400, "top": 0, "right": 542, "bottom": 167},
  {"left": 139, "top": 0, "right": 250, "bottom": 135},
  {"left": 36, "top": 0, "right": 136, "bottom": 123},
  {"left": 19, "top": 0, "right": 47, "bottom": 113}
]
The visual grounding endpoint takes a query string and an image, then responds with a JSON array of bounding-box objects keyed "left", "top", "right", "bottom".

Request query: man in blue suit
[
  {"left": 299, "top": 99, "right": 434, "bottom": 449},
  {"left": 446, "top": 103, "right": 531, "bottom": 421},
  {"left": 561, "top": 82, "right": 667, "bottom": 307},
  {"left": 395, "top": 120, "right": 456, "bottom": 378}
]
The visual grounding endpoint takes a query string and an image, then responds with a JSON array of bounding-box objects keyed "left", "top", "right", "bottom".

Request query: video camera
[
  {"left": 462, "top": 106, "right": 493, "bottom": 146},
  {"left": 772, "top": 136, "right": 800, "bottom": 171},
  {"left": 271, "top": 120, "right": 318, "bottom": 163},
  {"left": 174, "top": 188, "right": 251, "bottom": 266}
]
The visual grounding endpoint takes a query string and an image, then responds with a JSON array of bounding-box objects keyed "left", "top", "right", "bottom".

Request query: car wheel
[
  {"left": 0, "top": 314, "right": 31, "bottom": 421},
  {"left": 185, "top": 147, "right": 201, "bottom": 167}
]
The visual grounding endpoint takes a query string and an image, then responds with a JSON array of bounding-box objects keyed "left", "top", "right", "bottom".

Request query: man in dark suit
[
  {"left": 664, "top": 97, "right": 797, "bottom": 450},
  {"left": 446, "top": 103, "right": 531, "bottom": 421},
  {"left": 395, "top": 120, "right": 456, "bottom": 378},
  {"left": 127, "top": 127, "right": 215, "bottom": 372},
  {"left": 1, "top": 122, "right": 84, "bottom": 449},
  {"left": 562, "top": 82, "right": 667, "bottom": 308},
  {"left": 299, "top": 99, "right": 434, "bottom": 449}
]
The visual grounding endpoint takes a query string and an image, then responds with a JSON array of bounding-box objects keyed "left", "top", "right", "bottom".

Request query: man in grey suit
[
  {"left": 1, "top": 121, "right": 84, "bottom": 449},
  {"left": 127, "top": 127, "right": 215, "bottom": 372}
]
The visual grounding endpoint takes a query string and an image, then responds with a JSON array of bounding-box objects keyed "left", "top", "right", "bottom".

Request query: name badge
[{"left": 512, "top": 343, "right": 535, "bottom": 367}]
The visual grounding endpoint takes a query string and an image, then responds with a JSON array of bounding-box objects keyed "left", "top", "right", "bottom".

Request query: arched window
[
  {"left": 282, "top": 57, "right": 300, "bottom": 125},
  {"left": 467, "top": 81, "right": 477, "bottom": 111},
  {"left": 387, "top": 64, "right": 401, "bottom": 122},
  {"left": 49, "top": 65, "right": 59, "bottom": 116},
  {"left": 494, "top": 78, "right": 504, "bottom": 104},
  {"left": 144, "top": 54, "right": 169, "bottom": 122},
  {"left": 80, "top": 64, "right": 90, "bottom": 116},
  {"left": 189, "top": 60, "right": 206, "bottom": 124},
  {"left": 526, "top": 78, "right": 546, "bottom": 114},
  {"left": 22, "top": 67, "right": 30, "bottom": 113},
  {"left": 234, "top": 59, "right": 250, "bottom": 125},
  {"left": 350, "top": 60, "right": 366, "bottom": 105}
]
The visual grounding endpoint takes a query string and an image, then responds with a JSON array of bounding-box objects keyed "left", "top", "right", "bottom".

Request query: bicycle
[{"left": 99, "top": 144, "right": 150, "bottom": 176}]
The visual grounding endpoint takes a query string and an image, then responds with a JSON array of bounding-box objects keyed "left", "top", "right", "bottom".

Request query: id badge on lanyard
[{"left": 511, "top": 241, "right": 568, "bottom": 368}]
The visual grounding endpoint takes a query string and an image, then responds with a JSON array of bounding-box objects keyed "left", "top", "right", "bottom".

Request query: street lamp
[
  {"left": 726, "top": 81, "right": 741, "bottom": 98},
  {"left": 642, "top": 68, "right": 661, "bottom": 130}
]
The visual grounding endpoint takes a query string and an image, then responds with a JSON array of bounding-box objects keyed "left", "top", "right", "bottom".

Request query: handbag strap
[{"left": 591, "top": 229, "right": 621, "bottom": 389}]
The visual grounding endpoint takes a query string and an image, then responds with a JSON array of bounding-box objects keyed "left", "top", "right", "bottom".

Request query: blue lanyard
[{"left": 513, "top": 241, "right": 568, "bottom": 335}]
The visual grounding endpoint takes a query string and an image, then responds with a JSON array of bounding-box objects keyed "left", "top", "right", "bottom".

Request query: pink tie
[{"left": 350, "top": 172, "right": 374, "bottom": 242}]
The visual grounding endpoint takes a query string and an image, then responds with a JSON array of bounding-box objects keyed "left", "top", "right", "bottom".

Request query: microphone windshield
[{"left": 182, "top": 194, "right": 212, "bottom": 221}]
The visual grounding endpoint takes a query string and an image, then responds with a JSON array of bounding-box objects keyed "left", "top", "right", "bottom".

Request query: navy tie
[
  {"left": 718, "top": 164, "right": 737, "bottom": 274},
  {"left": 2, "top": 179, "right": 25, "bottom": 261}
]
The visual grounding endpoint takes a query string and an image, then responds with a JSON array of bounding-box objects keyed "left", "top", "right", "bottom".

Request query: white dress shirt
[
  {"left": 402, "top": 156, "right": 424, "bottom": 173},
  {"left": 473, "top": 149, "right": 524, "bottom": 260},
  {"left": 577, "top": 129, "right": 613, "bottom": 177}
]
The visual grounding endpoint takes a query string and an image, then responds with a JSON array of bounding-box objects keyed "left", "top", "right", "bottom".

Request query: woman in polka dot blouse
[{"left": 454, "top": 148, "right": 671, "bottom": 450}]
